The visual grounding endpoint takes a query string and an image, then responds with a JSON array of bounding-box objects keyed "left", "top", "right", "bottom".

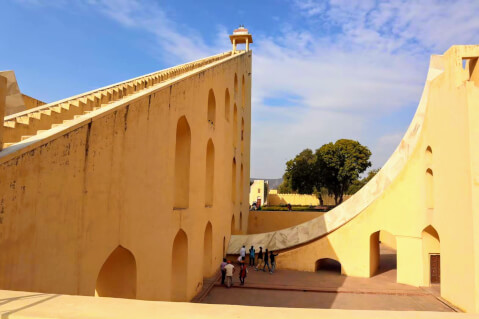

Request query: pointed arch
[
  {"left": 234, "top": 73, "right": 238, "bottom": 97},
  {"left": 241, "top": 117, "right": 244, "bottom": 153},
  {"left": 241, "top": 75, "right": 245, "bottom": 108},
  {"left": 171, "top": 229, "right": 188, "bottom": 301},
  {"left": 240, "top": 211, "right": 243, "bottom": 232},
  {"left": 225, "top": 88, "right": 230, "bottom": 121},
  {"left": 233, "top": 104, "right": 238, "bottom": 147},
  {"left": 232, "top": 157, "right": 237, "bottom": 203},
  {"left": 231, "top": 214, "right": 236, "bottom": 234},
  {"left": 240, "top": 163, "right": 244, "bottom": 204},
  {"left": 426, "top": 168, "right": 434, "bottom": 209},
  {"left": 207, "top": 89, "right": 216, "bottom": 125},
  {"left": 205, "top": 139, "right": 215, "bottom": 207},
  {"left": 203, "top": 222, "right": 213, "bottom": 277},
  {"left": 95, "top": 246, "right": 137, "bottom": 299},
  {"left": 174, "top": 116, "right": 191, "bottom": 209},
  {"left": 425, "top": 146, "right": 432, "bottom": 164}
]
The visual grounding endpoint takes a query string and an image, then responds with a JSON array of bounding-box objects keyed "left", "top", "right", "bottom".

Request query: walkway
[{"left": 198, "top": 246, "right": 455, "bottom": 312}]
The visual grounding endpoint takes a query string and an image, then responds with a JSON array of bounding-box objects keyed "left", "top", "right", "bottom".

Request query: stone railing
[{"left": 2, "top": 51, "right": 232, "bottom": 147}]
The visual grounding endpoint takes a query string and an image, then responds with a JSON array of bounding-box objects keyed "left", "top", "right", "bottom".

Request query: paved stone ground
[{"left": 199, "top": 245, "right": 454, "bottom": 312}]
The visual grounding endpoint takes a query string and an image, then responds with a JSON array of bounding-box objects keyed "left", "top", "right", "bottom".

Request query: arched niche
[
  {"left": 231, "top": 214, "right": 236, "bottom": 235},
  {"left": 174, "top": 116, "right": 191, "bottom": 209},
  {"left": 95, "top": 246, "right": 137, "bottom": 299},
  {"left": 234, "top": 73, "right": 238, "bottom": 98},
  {"left": 207, "top": 89, "right": 216, "bottom": 125},
  {"left": 205, "top": 139, "right": 215, "bottom": 207},
  {"left": 240, "top": 163, "right": 244, "bottom": 204},
  {"left": 232, "top": 158, "right": 236, "bottom": 203},
  {"left": 225, "top": 88, "right": 230, "bottom": 121},
  {"left": 241, "top": 75, "right": 245, "bottom": 108},
  {"left": 239, "top": 211, "right": 243, "bottom": 232},
  {"left": 425, "top": 146, "right": 433, "bottom": 164},
  {"left": 233, "top": 104, "right": 238, "bottom": 147},
  {"left": 315, "top": 258, "right": 341, "bottom": 274},
  {"left": 241, "top": 118, "right": 244, "bottom": 153},
  {"left": 426, "top": 168, "right": 434, "bottom": 209},
  {"left": 203, "top": 222, "right": 213, "bottom": 277},
  {"left": 171, "top": 229, "right": 188, "bottom": 301}
]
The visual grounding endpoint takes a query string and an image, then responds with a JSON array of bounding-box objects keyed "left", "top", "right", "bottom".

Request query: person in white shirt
[
  {"left": 224, "top": 261, "right": 235, "bottom": 288},
  {"left": 239, "top": 245, "right": 246, "bottom": 259}
]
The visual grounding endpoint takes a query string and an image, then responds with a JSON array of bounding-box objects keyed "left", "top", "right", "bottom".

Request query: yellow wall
[
  {"left": 249, "top": 180, "right": 266, "bottom": 206},
  {"left": 0, "top": 51, "right": 252, "bottom": 302},
  {"left": 230, "top": 46, "right": 479, "bottom": 313},
  {"left": 247, "top": 211, "right": 324, "bottom": 234},
  {"left": 21, "top": 94, "right": 45, "bottom": 110},
  {"left": 267, "top": 191, "right": 351, "bottom": 206}
]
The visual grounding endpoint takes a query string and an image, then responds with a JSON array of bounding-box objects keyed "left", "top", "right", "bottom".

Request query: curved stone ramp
[{"left": 228, "top": 54, "right": 445, "bottom": 254}]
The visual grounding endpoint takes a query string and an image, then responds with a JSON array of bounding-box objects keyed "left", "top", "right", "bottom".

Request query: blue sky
[{"left": 2, "top": 0, "right": 479, "bottom": 178}]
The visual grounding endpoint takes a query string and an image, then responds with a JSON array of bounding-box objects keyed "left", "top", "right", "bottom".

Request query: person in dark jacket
[
  {"left": 255, "top": 246, "right": 264, "bottom": 271},
  {"left": 270, "top": 251, "right": 279, "bottom": 273},
  {"left": 262, "top": 248, "right": 271, "bottom": 272}
]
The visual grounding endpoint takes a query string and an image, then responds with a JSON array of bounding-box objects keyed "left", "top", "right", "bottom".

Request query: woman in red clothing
[{"left": 239, "top": 257, "right": 248, "bottom": 285}]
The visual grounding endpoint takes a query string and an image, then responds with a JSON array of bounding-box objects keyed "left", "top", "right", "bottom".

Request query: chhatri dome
[{"left": 230, "top": 25, "right": 253, "bottom": 53}]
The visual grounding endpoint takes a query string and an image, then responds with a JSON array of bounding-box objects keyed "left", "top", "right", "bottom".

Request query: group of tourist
[{"left": 220, "top": 245, "right": 279, "bottom": 288}]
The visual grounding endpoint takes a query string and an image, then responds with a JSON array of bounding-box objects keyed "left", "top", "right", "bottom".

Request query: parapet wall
[
  {"left": 248, "top": 211, "right": 324, "bottom": 234},
  {"left": 267, "top": 191, "right": 351, "bottom": 206}
]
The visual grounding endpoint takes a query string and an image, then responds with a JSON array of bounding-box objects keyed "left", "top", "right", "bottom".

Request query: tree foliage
[
  {"left": 347, "top": 168, "right": 380, "bottom": 195},
  {"left": 278, "top": 139, "right": 372, "bottom": 206}
]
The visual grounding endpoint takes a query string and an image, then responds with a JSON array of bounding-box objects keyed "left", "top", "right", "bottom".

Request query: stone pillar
[
  {"left": 246, "top": 39, "right": 249, "bottom": 51},
  {"left": 396, "top": 235, "right": 424, "bottom": 286},
  {"left": 232, "top": 39, "right": 236, "bottom": 54},
  {"left": 0, "top": 75, "right": 6, "bottom": 151}
]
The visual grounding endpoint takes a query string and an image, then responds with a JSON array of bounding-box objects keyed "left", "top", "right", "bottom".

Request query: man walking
[
  {"left": 270, "top": 251, "right": 279, "bottom": 273},
  {"left": 249, "top": 245, "right": 255, "bottom": 267},
  {"left": 224, "top": 261, "right": 235, "bottom": 288},
  {"left": 239, "top": 245, "right": 246, "bottom": 261},
  {"left": 255, "top": 246, "right": 264, "bottom": 271},
  {"left": 220, "top": 258, "right": 227, "bottom": 285},
  {"left": 262, "top": 248, "right": 271, "bottom": 272}
]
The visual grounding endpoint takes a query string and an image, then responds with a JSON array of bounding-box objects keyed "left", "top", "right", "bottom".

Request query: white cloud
[{"left": 12, "top": 0, "right": 479, "bottom": 178}]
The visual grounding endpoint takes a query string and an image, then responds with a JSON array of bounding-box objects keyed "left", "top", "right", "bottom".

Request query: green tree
[
  {"left": 316, "top": 139, "right": 372, "bottom": 205},
  {"left": 347, "top": 168, "right": 380, "bottom": 195},
  {"left": 278, "top": 173, "right": 293, "bottom": 193},
  {"left": 279, "top": 149, "right": 324, "bottom": 205}
]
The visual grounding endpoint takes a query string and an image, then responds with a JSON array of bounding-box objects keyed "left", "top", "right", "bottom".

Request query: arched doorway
[
  {"left": 239, "top": 212, "right": 243, "bottom": 232},
  {"left": 315, "top": 258, "right": 341, "bottom": 273},
  {"left": 171, "top": 229, "right": 188, "bottom": 301},
  {"left": 95, "top": 246, "right": 136, "bottom": 299},
  {"left": 369, "top": 230, "right": 397, "bottom": 279},
  {"left": 203, "top": 222, "right": 213, "bottom": 277},
  {"left": 422, "top": 225, "right": 440, "bottom": 286}
]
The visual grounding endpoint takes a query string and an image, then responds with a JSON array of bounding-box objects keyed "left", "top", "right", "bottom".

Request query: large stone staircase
[{"left": 2, "top": 52, "right": 231, "bottom": 149}]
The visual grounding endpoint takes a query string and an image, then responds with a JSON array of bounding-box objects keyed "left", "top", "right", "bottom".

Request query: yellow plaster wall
[
  {"left": 0, "top": 51, "right": 252, "bottom": 302},
  {"left": 21, "top": 93, "right": 45, "bottom": 110},
  {"left": 267, "top": 191, "right": 351, "bottom": 206},
  {"left": 229, "top": 46, "right": 479, "bottom": 313},
  {"left": 247, "top": 211, "right": 324, "bottom": 234}
]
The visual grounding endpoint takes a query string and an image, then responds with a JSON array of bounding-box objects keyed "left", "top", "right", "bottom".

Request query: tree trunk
[{"left": 318, "top": 193, "right": 324, "bottom": 206}]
